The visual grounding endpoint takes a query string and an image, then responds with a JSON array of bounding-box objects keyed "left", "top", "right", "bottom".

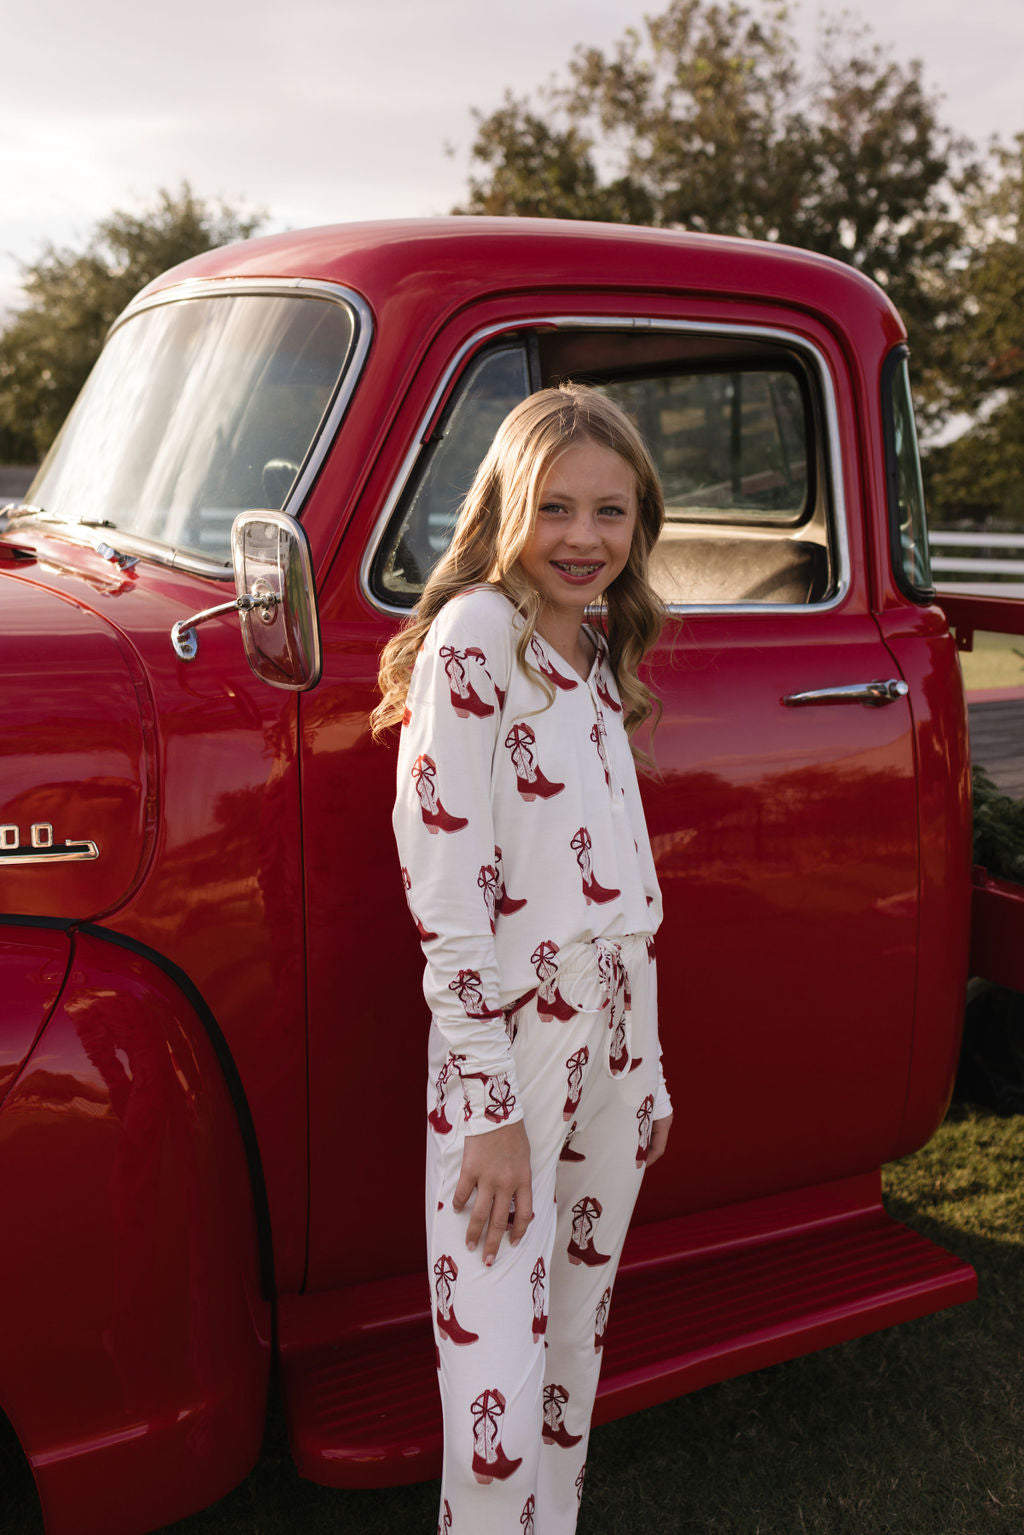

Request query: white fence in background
[{"left": 930, "top": 529, "right": 1024, "bottom": 598}]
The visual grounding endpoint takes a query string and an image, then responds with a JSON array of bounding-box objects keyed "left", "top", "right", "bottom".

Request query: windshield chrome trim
[
  {"left": 360, "top": 314, "right": 851, "bottom": 620},
  {"left": 29, "top": 278, "right": 374, "bottom": 583}
]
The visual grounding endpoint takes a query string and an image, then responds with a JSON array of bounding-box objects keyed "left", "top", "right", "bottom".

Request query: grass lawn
[
  {"left": 958, "top": 630, "right": 1024, "bottom": 693},
  {"left": 2, "top": 1108, "right": 1020, "bottom": 1535}
]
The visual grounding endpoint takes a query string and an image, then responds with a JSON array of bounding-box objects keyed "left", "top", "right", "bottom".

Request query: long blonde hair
[{"left": 372, "top": 382, "right": 665, "bottom": 744}]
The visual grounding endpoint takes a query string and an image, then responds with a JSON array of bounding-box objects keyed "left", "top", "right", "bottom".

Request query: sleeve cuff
[
  {"left": 654, "top": 1047, "right": 672, "bottom": 1121},
  {"left": 460, "top": 1066, "right": 525, "bottom": 1133}
]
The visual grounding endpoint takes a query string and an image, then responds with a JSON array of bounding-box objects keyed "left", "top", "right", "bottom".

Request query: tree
[
  {"left": 923, "top": 137, "right": 1024, "bottom": 523},
  {"left": 0, "top": 183, "right": 265, "bottom": 462},
  {"left": 455, "top": 0, "right": 975, "bottom": 421}
]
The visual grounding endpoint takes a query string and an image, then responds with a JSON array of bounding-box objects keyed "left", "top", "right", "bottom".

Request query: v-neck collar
[{"left": 532, "top": 622, "right": 606, "bottom": 685}]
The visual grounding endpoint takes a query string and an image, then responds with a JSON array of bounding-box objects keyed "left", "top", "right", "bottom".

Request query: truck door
[{"left": 301, "top": 311, "right": 925, "bottom": 1284}]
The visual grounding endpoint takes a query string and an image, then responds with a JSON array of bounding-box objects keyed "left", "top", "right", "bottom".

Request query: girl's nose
[{"left": 564, "top": 512, "right": 600, "bottom": 550}]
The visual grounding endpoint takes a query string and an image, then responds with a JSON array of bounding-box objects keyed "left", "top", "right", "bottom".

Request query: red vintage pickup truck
[{"left": 2, "top": 218, "right": 1021, "bottom": 1535}]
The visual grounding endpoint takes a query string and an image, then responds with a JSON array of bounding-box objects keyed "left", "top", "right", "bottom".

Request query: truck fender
[{"left": 0, "top": 924, "right": 272, "bottom": 1535}]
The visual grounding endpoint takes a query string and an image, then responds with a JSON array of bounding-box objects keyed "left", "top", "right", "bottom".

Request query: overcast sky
[{"left": 2, "top": 0, "right": 1022, "bottom": 321}]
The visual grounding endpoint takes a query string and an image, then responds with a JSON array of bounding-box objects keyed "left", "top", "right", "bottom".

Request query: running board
[{"left": 279, "top": 1172, "right": 975, "bottom": 1489}]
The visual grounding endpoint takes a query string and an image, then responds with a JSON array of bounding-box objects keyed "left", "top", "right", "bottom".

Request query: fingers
[
  {"left": 481, "top": 1192, "right": 514, "bottom": 1267},
  {"left": 645, "top": 1111, "right": 673, "bottom": 1169},
  {"left": 460, "top": 1173, "right": 492, "bottom": 1258},
  {"left": 456, "top": 1122, "right": 533, "bottom": 1265},
  {"left": 507, "top": 1179, "right": 534, "bottom": 1250}
]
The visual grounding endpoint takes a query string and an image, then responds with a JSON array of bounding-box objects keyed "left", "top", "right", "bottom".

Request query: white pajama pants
[{"left": 425, "top": 935, "right": 662, "bottom": 1535}]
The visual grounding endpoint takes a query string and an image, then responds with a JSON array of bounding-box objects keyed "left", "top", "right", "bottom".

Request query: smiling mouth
[{"left": 552, "top": 561, "right": 604, "bottom": 578}]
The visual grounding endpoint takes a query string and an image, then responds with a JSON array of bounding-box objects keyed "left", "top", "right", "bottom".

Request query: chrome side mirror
[{"left": 170, "top": 511, "right": 322, "bottom": 691}]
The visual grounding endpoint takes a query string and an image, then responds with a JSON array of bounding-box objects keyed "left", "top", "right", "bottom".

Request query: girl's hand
[
  {"left": 454, "top": 1121, "right": 533, "bottom": 1266},
  {"left": 646, "top": 1112, "right": 673, "bottom": 1169}
]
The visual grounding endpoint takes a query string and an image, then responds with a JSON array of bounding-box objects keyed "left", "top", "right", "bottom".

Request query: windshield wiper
[{"left": 3, "top": 505, "right": 117, "bottom": 528}]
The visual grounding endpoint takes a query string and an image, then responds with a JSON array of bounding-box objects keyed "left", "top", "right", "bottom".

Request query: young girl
[{"left": 374, "top": 383, "right": 673, "bottom": 1534}]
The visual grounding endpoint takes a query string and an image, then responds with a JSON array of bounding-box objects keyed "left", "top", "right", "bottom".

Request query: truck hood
[{"left": 0, "top": 575, "right": 156, "bottom": 921}]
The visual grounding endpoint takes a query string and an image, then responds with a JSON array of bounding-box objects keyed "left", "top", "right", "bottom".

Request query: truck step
[{"left": 280, "top": 1175, "right": 975, "bottom": 1488}]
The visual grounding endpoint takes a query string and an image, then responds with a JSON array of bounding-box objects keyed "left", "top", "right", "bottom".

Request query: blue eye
[{"left": 539, "top": 502, "right": 567, "bottom": 516}]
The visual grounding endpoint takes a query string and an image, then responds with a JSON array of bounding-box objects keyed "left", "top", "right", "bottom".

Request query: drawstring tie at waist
[{"left": 544, "top": 933, "right": 653, "bottom": 1079}]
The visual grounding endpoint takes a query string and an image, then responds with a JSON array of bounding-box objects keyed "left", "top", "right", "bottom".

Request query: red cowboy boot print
[
  {"left": 401, "top": 865, "right": 437, "bottom": 941},
  {"left": 428, "top": 1052, "right": 463, "bottom": 1135},
  {"left": 520, "top": 1494, "right": 536, "bottom": 1533},
  {"left": 505, "top": 722, "right": 565, "bottom": 802},
  {"left": 560, "top": 1119, "right": 586, "bottom": 1162},
  {"left": 412, "top": 755, "right": 468, "bottom": 835},
  {"left": 542, "top": 1383, "right": 583, "bottom": 1447},
  {"left": 567, "top": 1195, "right": 610, "bottom": 1266},
  {"left": 493, "top": 845, "right": 527, "bottom": 916},
  {"left": 483, "top": 1073, "right": 517, "bottom": 1124},
  {"left": 575, "top": 1464, "right": 586, "bottom": 1507},
  {"left": 440, "top": 644, "right": 495, "bottom": 719},
  {"left": 438, "top": 1498, "right": 453, "bottom": 1535},
  {"left": 646, "top": 934, "right": 656, "bottom": 962},
  {"left": 589, "top": 716, "right": 611, "bottom": 786},
  {"left": 563, "top": 1047, "right": 589, "bottom": 1121},
  {"left": 595, "top": 939, "right": 626, "bottom": 1013},
  {"left": 530, "top": 1256, "right": 548, "bottom": 1342},
  {"left": 448, "top": 969, "right": 503, "bottom": 1020},
  {"left": 608, "top": 1009, "right": 633, "bottom": 1077},
  {"left": 471, "top": 1388, "right": 522, "bottom": 1484},
  {"left": 529, "top": 635, "right": 578, "bottom": 691},
  {"left": 594, "top": 939, "right": 641, "bottom": 1075},
  {"left": 434, "top": 1253, "right": 479, "bottom": 1346},
  {"left": 477, "top": 863, "right": 500, "bottom": 932},
  {"left": 570, "top": 826, "right": 621, "bottom": 905},
  {"left": 636, "top": 1093, "right": 655, "bottom": 1166},
  {"left": 530, "top": 939, "right": 576, "bottom": 1022},
  {"left": 595, "top": 666, "right": 622, "bottom": 712},
  {"left": 594, "top": 1285, "right": 612, "bottom": 1352}
]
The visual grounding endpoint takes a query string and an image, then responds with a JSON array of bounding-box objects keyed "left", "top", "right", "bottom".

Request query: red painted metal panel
[
  {"left": 0, "top": 550, "right": 310, "bottom": 1291},
  {"left": 937, "top": 591, "right": 1024, "bottom": 642},
  {"left": 970, "top": 868, "right": 1024, "bottom": 992},
  {"left": 0, "top": 580, "right": 156, "bottom": 921},
  {"left": 0, "top": 929, "right": 271, "bottom": 1535},
  {"left": 0, "top": 927, "right": 71, "bottom": 1103},
  {"left": 876, "top": 605, "right": 973, "bottom": 1160}
]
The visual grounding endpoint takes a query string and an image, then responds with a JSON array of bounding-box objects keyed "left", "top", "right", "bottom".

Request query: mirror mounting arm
[
  {"left": 171, "top": 591, "right": 279, "bottom": 662},
  {"left": 168, "top": 510, "right": 322, "bottom": 690}
]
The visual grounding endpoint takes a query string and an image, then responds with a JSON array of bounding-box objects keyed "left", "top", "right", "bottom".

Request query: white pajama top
[{"left": 393, "top": 585, "right": 669, "bottom": 1131}]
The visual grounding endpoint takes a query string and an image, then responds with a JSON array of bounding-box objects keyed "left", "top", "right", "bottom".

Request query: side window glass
[
  {"left": 372, "top": 345, "right": 530, "bottom": 605},
  {"left": 369, "top": 331, "right": 836, "bottom": 611},
  {"left": 884, "top": 351, "right": 934, "bottom": 596},
  {"left": 596, "top": 367, "right": 832, "bottom": 608}
]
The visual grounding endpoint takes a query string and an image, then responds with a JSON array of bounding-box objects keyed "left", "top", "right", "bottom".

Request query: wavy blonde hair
[{"left": 372, "top": 382, "right": 665, "bottom": 746}]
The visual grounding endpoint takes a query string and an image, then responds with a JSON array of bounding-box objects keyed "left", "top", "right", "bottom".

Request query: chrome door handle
[{"left": 782, "top": 679, "right": 909, "bottom": 708}]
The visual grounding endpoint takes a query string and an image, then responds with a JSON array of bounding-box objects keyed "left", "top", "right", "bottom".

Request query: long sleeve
[
  {"left": 393, "top": 592, "right": 523, "bottom": 1133},
  {"left": 654, "top": 1056, "right": 672, "bottom": 1121}
]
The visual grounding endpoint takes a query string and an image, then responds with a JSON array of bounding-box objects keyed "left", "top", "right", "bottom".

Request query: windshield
[{"left": 28, "top": 290, "right": 356, "bottom": 565}]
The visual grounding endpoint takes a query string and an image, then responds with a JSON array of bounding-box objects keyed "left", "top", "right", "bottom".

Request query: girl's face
[{"left": 517, "top": 437, "right": 638, "bottom": 621}]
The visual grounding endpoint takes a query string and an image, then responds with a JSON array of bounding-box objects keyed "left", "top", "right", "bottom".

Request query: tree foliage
[
  {"left": 923, "top": 137, "right": 1024, "bottom": 523},
  {"left": 456, "top": 0, "right": 975, "bottom": 420},
  {"left": 0, "top": 183, "right": 265, "bottom": 463}
]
